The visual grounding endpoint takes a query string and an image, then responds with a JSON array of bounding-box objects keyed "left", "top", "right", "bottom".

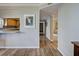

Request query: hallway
[{"left": 40, "top": 36, "right": 58, "bottom": 49}]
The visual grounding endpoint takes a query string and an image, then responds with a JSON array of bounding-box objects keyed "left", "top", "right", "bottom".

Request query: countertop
[{"left": 72, "top": 41, "right": 79, "bottom": 47}]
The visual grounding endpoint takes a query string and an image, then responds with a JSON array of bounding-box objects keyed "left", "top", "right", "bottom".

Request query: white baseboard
[
  {"left": 57, "top": 48, "right": 65, "bottom": 56},
  {"left": 0, "top": 46, "right": 39, "bottom": 48}
]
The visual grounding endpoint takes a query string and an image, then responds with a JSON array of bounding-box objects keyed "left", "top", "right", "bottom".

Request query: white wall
[
  {"left": 0, "top": 18, "right": 4, "bottom": 28},
  {"left": 46, "top": 16, "right": 51, "bottom": 40},
  {"left": 50, "top": 13, "right": 58, "bottom": 41},
  {"left": 0, "top": 6, "right": 39, "bottom": 48},
  {"left": 58, "top": 4, "right": 79, "bottom": 56}
]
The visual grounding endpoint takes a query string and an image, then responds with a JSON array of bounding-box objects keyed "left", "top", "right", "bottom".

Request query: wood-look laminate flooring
[
  {"left": 0, "top": 48, "right": 62, "bottom": 56},
  {"left": 0, "top": 36, "right": 62, "bottom": 56},
  {"left": 40, "top": 36, "right": 57, "bottom": 49},
  {"left": 40, "top": 36, "right": 47, "bottom": 48}
]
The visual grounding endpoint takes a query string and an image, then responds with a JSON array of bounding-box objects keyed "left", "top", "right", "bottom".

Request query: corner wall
[{"left": 58, "top": 4, "right": 79, "bottom": 55}]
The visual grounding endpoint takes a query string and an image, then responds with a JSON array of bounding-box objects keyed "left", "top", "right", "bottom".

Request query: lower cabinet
[{"left": 74, "top": 44, "right": 79, "bottom": 56}]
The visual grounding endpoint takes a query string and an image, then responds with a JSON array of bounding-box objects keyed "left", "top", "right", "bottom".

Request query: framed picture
[{"left": 24, "top": 14, "right": 35, "bottom": 28}]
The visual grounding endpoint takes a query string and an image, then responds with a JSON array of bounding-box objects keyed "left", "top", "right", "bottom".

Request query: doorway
[
  {"left": 40, "top": 20, "right": 46, "bottom": 36},
  {"left": 39, "top": 4, "right": 58, "bottom": 49},
  {"left": 40, "top": 20, "right": 47, "bottom": 48},
  {"left": 50, "top": 17, "right": 58, "bottom": 49}
]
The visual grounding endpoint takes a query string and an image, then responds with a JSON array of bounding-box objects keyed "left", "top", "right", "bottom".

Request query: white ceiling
[
  {"left": 40, "top": 3, "right": 61, "bottom": 15},
  {"left": 0, "top": 3, "right": 48, "bottom": 10},
  {"left": 40, "top": 3, "right": 62, "bottom": 20},
  {"left": 0, "top": 3, "right": 46, "bottom": 6},
  {"left": 0, "top": 3, "right": 61, "bottom": 20}
]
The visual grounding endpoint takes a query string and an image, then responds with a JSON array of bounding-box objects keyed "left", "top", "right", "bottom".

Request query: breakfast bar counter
[{"left": 72, "top": 41, "right": 79, "bottom": 56}]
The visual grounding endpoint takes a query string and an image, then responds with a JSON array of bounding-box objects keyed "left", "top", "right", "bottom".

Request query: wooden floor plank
[
  {"left": 9, "top": 49, "right": 17, "bottom": 56},
  {"left": 1, "top": 49, "right": 14, "bottom": 56},
  {"left": 13, "top": 49, "right": 26, "bottom": 56},
  {"left": 0, "top": 49, "right": 9, "bottom": 56},
  {"left": 0, "top": 48, "right": 62, "bottom": 56},
  {"left": 0, "top": 36, "right": 62, "bottom": 56}
]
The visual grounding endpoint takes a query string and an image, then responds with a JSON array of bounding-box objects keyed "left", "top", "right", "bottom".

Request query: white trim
[
  {"left": 0, "top": 46, "right": 39, "bottom": 48},
  {"left": 57, "top": 48, "right": 65, "bottom": 56}
]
